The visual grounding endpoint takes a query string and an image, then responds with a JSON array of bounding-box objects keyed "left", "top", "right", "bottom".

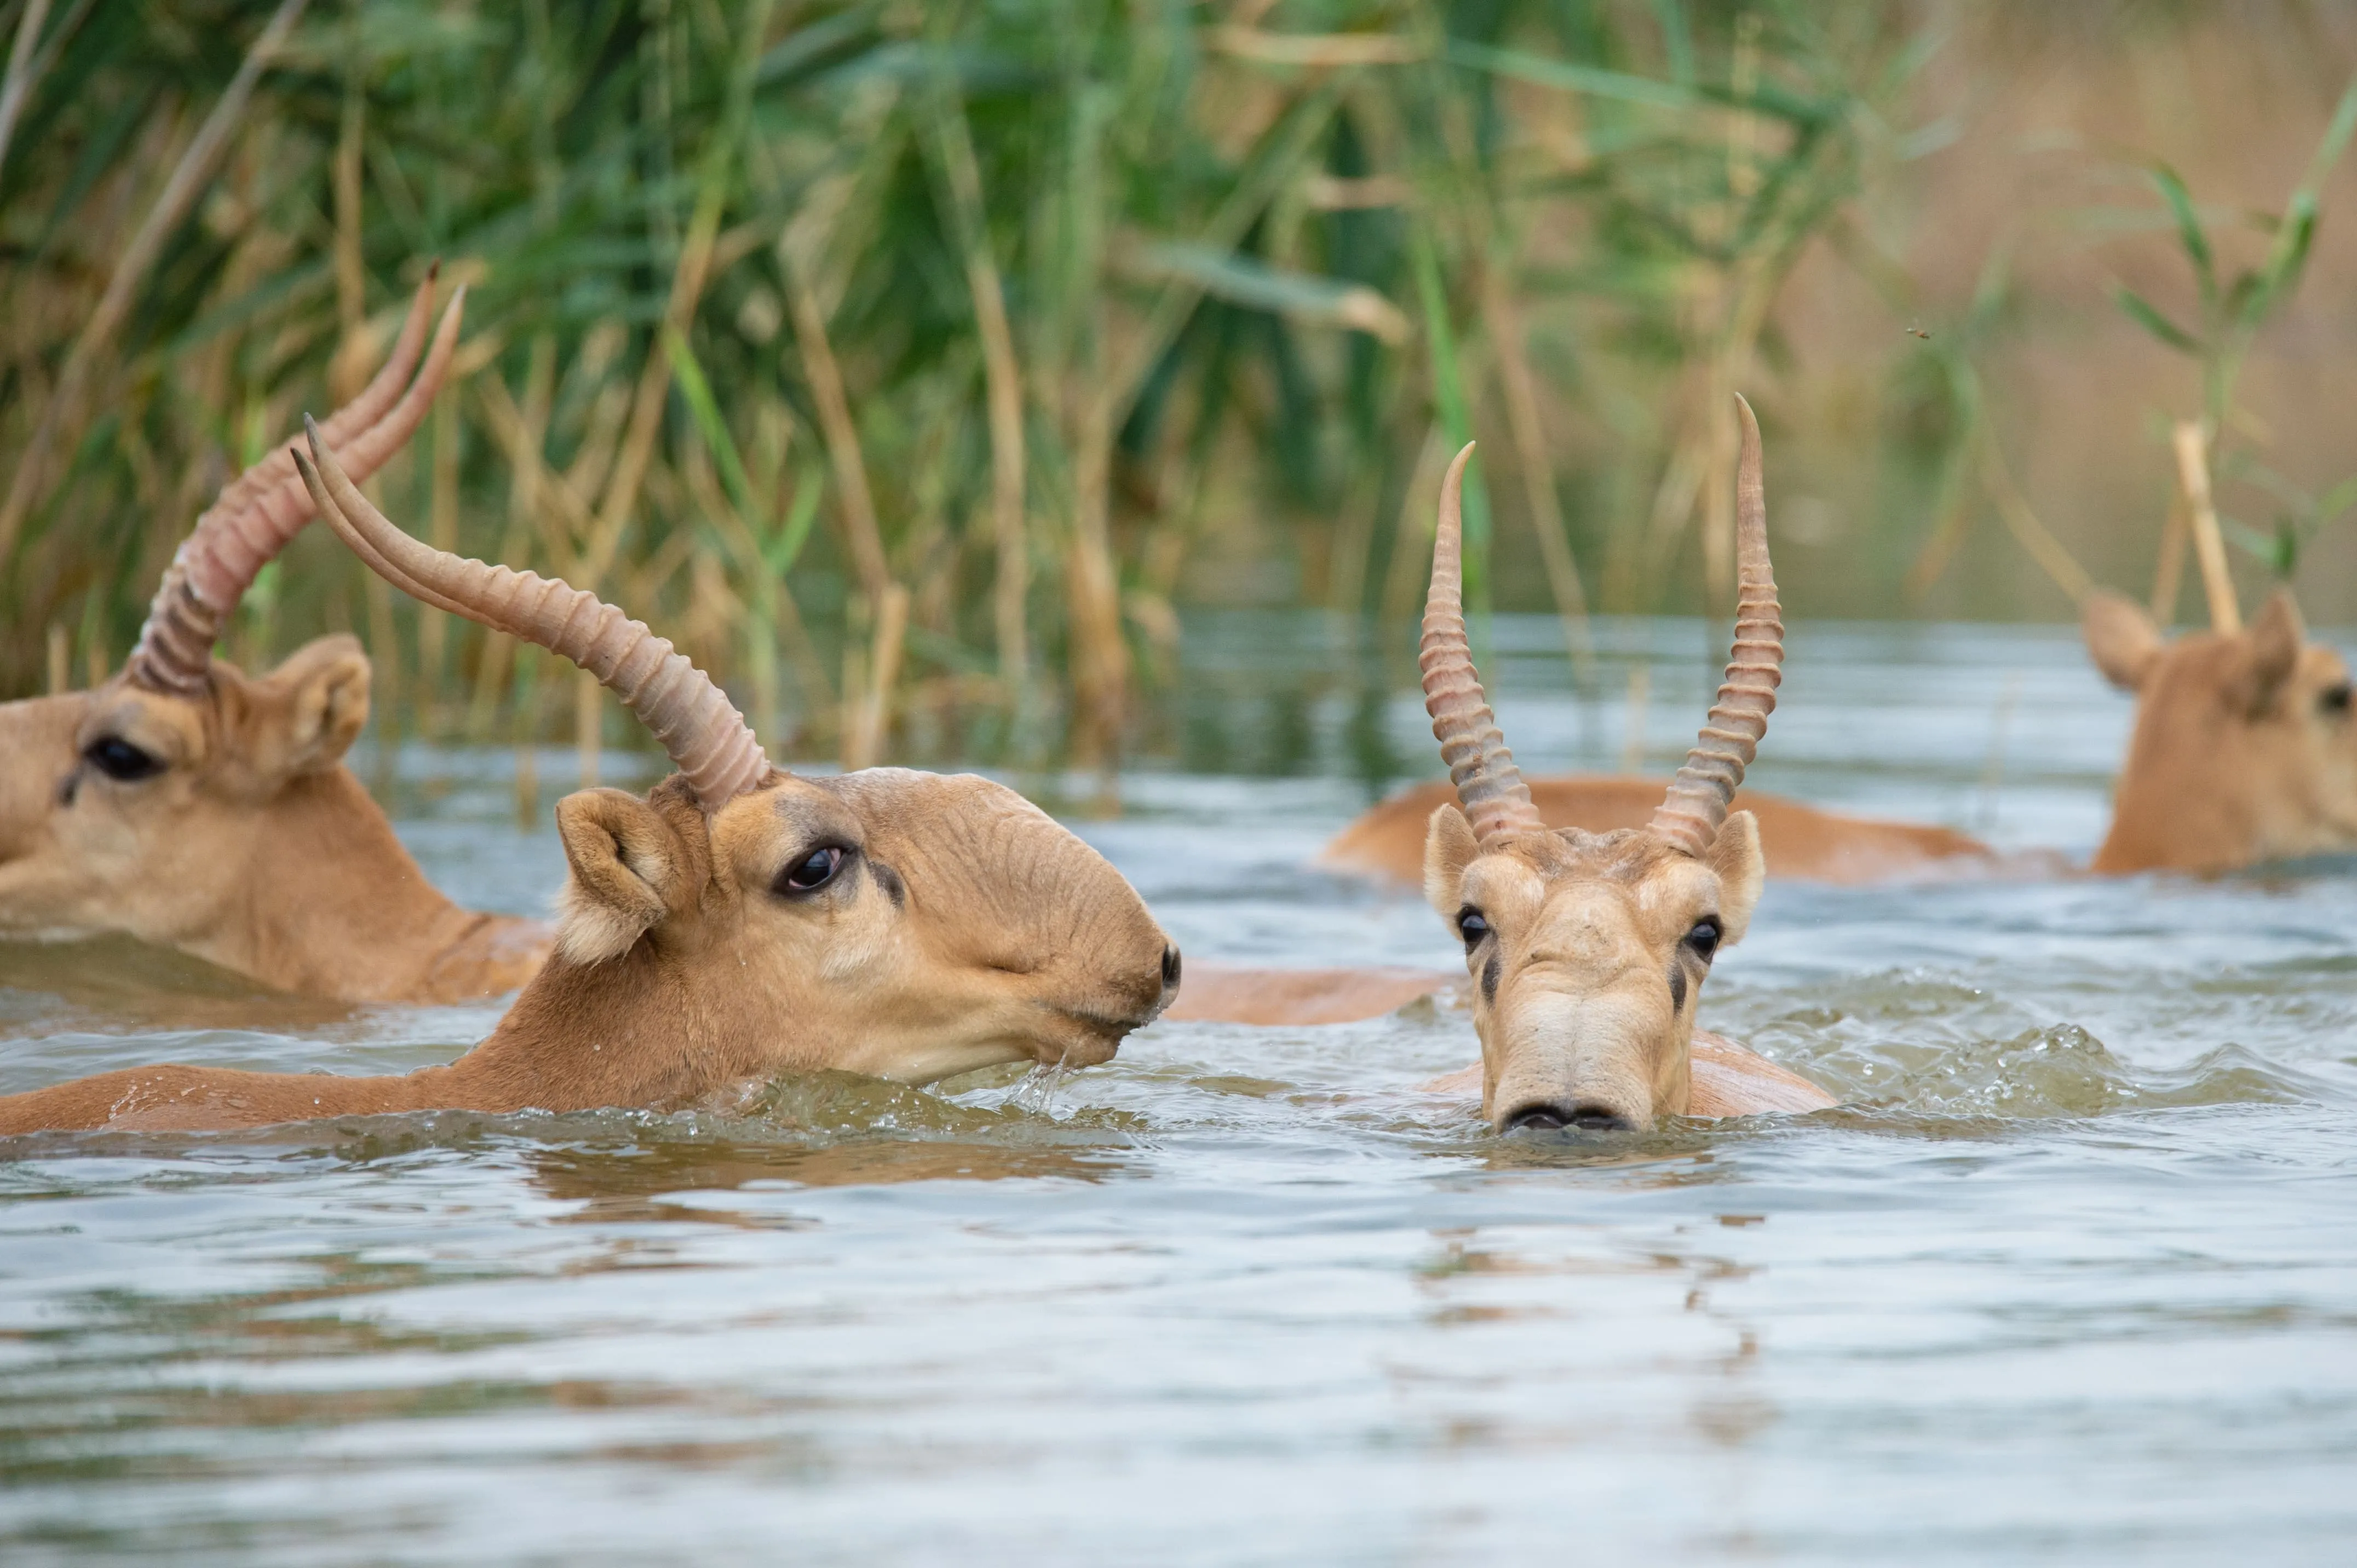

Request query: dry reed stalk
[
  {"left": 931, "top": 91, "right": 1030, "bottom": 690},
  {"left": 2170, "top": 418, "right": 2239, "bottom": 633},
  {"left": 1477, "top": 268, "right": 1592, "bottom": 674},
  {"left": 0, "top": 0, "right": 54, "bottom": 181},
  {"left": 1066, "top": 382, "right": 1129, "bottom": 758},
  {"left": 44, "top": 622, "right": 66, "bottom": 695},
  {"left": 0, "top": 0, "right": 308, "bottom": 563},
  {"left": 786, "top": 272, "right": 890, "bottom": 603},
  {"left": 843, "top": 583, "right": 909, "bottom": 771},
  {"left": 2149, "top": 489, "right": 2189, "bottom": 625},
  {"left": 1978, "top": 428, "right": 2092, "bottom": 607}
]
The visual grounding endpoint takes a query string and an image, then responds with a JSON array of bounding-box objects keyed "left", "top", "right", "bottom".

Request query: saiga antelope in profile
[
  {"left": 0, "top": 428, "right": 1179, "bottom": 1135},
  {"left": 0, "top": 274, "right": 553, "bottom": 1002}
]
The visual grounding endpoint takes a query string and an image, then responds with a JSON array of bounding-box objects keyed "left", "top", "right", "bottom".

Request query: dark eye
[
  {"left": 777, "top": 845, "right": 846, "bottom": 895},
  {"left": 2320, "top": 682, "right": 2352, "bottom": 716},
  {"left": 1457, "top": 907, "right": 1490, "bottom": 949},
  {"left": 84, "top": 736, "right": 164, "bottom": 782},
  {"left": 1685, "top": 918, "right": 1723, "bottom": 961}
]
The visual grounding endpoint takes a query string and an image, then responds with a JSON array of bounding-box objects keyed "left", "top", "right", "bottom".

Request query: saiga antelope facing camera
[
  {"left": 1418, "top": 405, "right": 1834, "bottom": 1131},
  {"left": 0, "top": 274, "right": 553, "bottom": 1002},
  {"left": 0, "top": 429, "right": 1178, "bottom": 1137}
]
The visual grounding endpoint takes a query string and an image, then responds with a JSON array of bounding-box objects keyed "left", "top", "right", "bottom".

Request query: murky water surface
[{"left": 5, "top": 616, "right": 2357, "bottom": 1565}]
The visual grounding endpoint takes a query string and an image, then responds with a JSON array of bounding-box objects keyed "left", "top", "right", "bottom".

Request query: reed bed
[{"left": 3, "top": 2, "right": 2354, "bottom": 773}]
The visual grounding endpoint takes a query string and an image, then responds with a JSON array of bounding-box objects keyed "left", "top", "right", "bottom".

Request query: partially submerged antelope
[
  {"left": 0, "top": 430, "right": 1178, "bottom": 1136},
  {"left": 2082, "top": 587, "right": 2357, "bottom": 873},
  {"left": 1416, "top": 407, "right": 1831, "bottom": 1130},
  {"left": 0, "top": 276, "right": 552, "bottom": 1002}
]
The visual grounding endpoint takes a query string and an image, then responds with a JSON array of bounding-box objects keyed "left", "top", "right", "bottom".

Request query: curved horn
[
  {"left": 1420, "top": 442, "right": 1544, "bottom": 845},
  {"left": 295, "top": 420, "right": 772, "bottom": 810},
  {"left": 1649, "top": 394, "right": 1783, "bottom": 857},
  {"left": 125, "top": 272, "right": 462, "bottom": 696}
]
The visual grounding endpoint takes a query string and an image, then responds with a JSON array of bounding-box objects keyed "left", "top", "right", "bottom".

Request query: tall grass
[{"left": 2, "top": 3, "right": 2341, "bottom": 773}]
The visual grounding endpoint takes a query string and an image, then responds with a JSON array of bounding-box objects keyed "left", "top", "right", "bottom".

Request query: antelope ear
[
  {"left": 1706, "top": 810, "right": 1765, "bottom": 945},
  {"left": 2081, "top": 590, "right": 2162, "bottom": 691},
  {"left": 554, "top": 788, "right": 687, "bottom": 964},
  {"left": 1423, "top": 803, "right": 1480, "bottom": 919},
  {"left": 2243, "top": 588, "right": 2306, "bottom": 713},
  {"left": 238, "top": 635, "right": 372, "bottom": 777}
]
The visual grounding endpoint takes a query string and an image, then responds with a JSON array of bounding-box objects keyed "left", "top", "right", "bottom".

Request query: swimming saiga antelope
[
  {"left": 0, "top": 428, "right": 1177, "bottom": 1135},
  {"left": 1344, "top": 409, "right": 1832, "bottom": 1127},
  {"left": 0, "top": 275, "right": 554, "bottom": 1003}
]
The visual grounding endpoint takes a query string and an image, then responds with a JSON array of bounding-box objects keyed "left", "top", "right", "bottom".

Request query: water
[{"left": 5, "top": 616, "right": 2357, "bottom": 1565}]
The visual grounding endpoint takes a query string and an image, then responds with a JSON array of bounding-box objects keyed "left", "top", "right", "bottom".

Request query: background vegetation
[{"left": 3, "top": 1, "right": 2355, "bottom": 772}]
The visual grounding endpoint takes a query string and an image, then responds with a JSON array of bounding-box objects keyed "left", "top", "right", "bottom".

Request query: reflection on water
[{"left": 5, "top": 615, "right": 2357, "bottom": 1565}]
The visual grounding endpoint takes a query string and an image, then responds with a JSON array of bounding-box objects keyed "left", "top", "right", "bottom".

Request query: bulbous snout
[{"left": 1485, "top": 983, "right": 1664, "bottom": 1135}]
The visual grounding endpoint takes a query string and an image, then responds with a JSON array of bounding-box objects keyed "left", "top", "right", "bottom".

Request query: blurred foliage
[{"left": 0, "top": 0, "right": 1991, "bottom": 766}]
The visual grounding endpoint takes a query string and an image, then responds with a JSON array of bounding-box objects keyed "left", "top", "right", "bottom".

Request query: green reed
[{"left": 0, "top": 1, "right": 1980, "bottom": 768}]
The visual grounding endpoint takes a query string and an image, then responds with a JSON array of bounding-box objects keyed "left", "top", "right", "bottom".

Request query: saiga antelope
[
  {"left": 0, "top": 429, "right": 1177, "bottom": 1136},
  {"left": 0, "top": 275, "right": 553, "bottom": 1002}
]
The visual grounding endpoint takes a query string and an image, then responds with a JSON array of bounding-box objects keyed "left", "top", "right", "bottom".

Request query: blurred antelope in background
[
  {"left": 0, "top": 430, "right": 1178, "bottom": 1136},
  {"left": 0, "top": 276, "right": 555, "bottom": 1003},
  {"left": 2081, "top": 587, "right": 2357, "bottom": 872}
]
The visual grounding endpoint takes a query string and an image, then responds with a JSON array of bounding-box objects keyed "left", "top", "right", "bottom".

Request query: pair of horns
[
  {"left": 1420, "top": 394, "right": 1783, "bottom": 858},
  {"left": 127, "top": 269, "right": 465, "bottom": 697},
  {"left": 294, "top": 424, "right": 772, "bottom": 810}
]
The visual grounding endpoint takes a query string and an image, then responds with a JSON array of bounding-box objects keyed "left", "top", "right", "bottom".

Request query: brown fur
[
  {"left": 0, "top": 769, "right": 1177, "bottom": 1136},
  {"left": 2084, "top": 589, "right": 2357, "bottom": 873},
  {"left": 0, "top": 638, "right": 548, "bottom": 1001},
  {"left": 1323, "top": 775, "right": 2001, "bottom": 888}
]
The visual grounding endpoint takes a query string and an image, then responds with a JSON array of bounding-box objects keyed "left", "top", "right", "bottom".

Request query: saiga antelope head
[
  {"left": 0, "top": 277, "right": 538, "bottom": 1001},
  {"left": 1421, "top": 400, "right": 1780, "bottom": 1134},
  {"left": 296, "top": 431, "right": 1178, "bottom": 1093},
  {"left": 2084, "top": 588, "right": 2357, "bottom": 873}
]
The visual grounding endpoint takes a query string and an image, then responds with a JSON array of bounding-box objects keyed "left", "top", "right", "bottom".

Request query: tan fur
[
  {"left": 1419, "top": 1032, "right": 1833, "bottom": 1116},
  {"left": 2086, "top": 589, "right": 2357, "bottom": 873},
  {"left": 1328, "top": 775, "right": 2003, "bottom": 888},
  {"left": 0, "top": 638, "right": 549, "bottom": 1002},
  {"left": 1173, "top": 963, "right": 1833, "bottom": 1117},
  {"left": 1163, "top": 962, "right": 1456, "bottom": 1024},
  {"left": 0, "top": 769, "right": 1177, "bottom": 1136},
  {"left": 1421, "top": 805, "right": 1775, "bottom": 1132}
]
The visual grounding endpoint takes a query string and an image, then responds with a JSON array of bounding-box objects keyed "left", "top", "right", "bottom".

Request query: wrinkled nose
[{"left": 1503, "top": 1102, "right": 1634, "bottom": 1134}]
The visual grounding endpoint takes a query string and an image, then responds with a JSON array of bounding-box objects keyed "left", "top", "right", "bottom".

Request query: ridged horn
[
  {"left": 295, "top": 419, "right": 773, "bottom": 810},
  {"left": 1649, "top": 394, "right": 1783, "bottom": 857},
  {"left": 125, "top": 269, "right": 461, "bottom": 696},
  {"left": 1420, "top": 442, "right": 1544, "bottom": 845}
]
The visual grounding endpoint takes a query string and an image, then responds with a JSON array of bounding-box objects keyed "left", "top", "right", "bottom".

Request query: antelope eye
[
  {"left": 777, "top": 845, "right": 846, "bottom": 895},
  {"left": 1457, "top": 907, "right": 1490, "bottom": 948},
  {"left": 1685, "top": 918, "right": 1723, "bottom": 960},
  {"left": 84, "top": 736, "right": 164, "bottom": 782},
  {"left": 2320, "top": 682, "right": 2352, "bottom": 716}
]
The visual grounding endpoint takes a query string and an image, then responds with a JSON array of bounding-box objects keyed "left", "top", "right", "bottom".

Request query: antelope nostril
[
  {"left": 1504, "top": 1103, "right": 1632, "bottom": 1134},
  {"left": 1161, "top": 943, "right": 1182, "bottom": 991}
]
